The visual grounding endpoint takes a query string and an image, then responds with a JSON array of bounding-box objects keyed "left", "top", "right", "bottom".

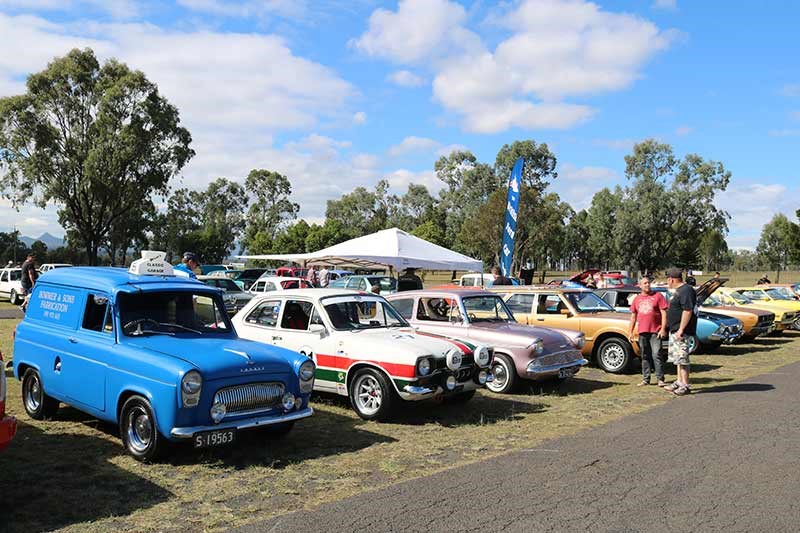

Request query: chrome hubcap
[
  {"left": 354, "top": 374, "right": 383, "bottom": 416},
  {"left": 602, "top": 344, "right": 625, "bottom": 370},
  {"left": 126, "top": 406, "right": 152, "bottom": 452},
  {"left": 488, "top": 361, "right": 508, "bottom": 392},
  {"left": 25, "top": 375, "right": 42, "bottom": 412}
]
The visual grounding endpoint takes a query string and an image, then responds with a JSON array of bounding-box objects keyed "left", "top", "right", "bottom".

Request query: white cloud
[
  {"left": 387, "top": 136, "right": 440, "bottom": 157},
  {"left": 592, "top": 138, "right": 637, "bottom": 151},
  {"left": 387, "top": 69, "right": 425, "bottom": 87},
  {"left": 353, "top": 111, "right": 367, "bottom": 125},
  {"left": 435, "top": 143, "right": 468, "bottom": 157},
  {"left": 781, "top": 84, "right": 800, "bottom": 97},
  {"left": 768, "top": 129, "right": 800, "bottom": 137},
  {"left": 384, "top": 169, "right": 442, "bottom": 192},
  {"left": 0, "top": 0, "right": 140, "bottom": 18},
  {"left": 354, "top": 0, "right": 676, "bottom": 133},
  {"left": 675, "top": 125, "right": 692, "bottom": 136},
  {"left": 559, "top": 163, "right": 619, "bottom": 182},
  {"left": 652, "top": 0, "right": 677, "bottom": 10},
  {"left": 715, "top": 182, "right": 799, "bottom": 249},
  {"left": 350, "top": 0, "right": 480, "bottom": 64}
]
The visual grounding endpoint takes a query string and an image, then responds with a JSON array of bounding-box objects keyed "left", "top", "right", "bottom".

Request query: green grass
[{"left": 1, "top": 321, "right": 799, "bottom": 532}]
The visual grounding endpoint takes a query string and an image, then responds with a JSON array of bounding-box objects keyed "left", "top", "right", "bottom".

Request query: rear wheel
[
  {"left": 685, "top": 334, "right": 700, "bottom": 355},
  {"left": 596, "top": 337, "right": 632, "bottom": 373},
  {"left": 120, "top": 395, "right": 168, "bottom": 462},
  {"left": 22, "top": 369, "right": 59, "bottom": 420},
  {"left": 486, "top": 354, "right": 518, "bottom": 394},
  {"left": 348, "top": 368, "right": 398, "bottom": 421},
  {"left": 10, "top": 289, "right": 22, "bottom": 306}
]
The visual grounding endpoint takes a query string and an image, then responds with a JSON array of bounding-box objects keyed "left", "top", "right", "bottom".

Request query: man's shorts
[{"left": 667, "top": 333, "right": 691, "bottom": 366}]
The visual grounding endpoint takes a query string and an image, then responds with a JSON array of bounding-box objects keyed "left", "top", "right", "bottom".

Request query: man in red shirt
[{"left": 629, "top": 277, "right": 668, "bottom": 386}]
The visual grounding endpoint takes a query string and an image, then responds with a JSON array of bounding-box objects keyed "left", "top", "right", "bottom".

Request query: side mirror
[
  {"left": 560, "top": 308, "right": 572, "bottom": 316},
  {"left": 309, "top": 323, "right": 327, "bottom": 336}
]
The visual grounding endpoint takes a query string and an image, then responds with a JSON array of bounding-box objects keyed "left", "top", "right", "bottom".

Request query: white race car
[{"left": 232, "top": 289, "right": 493, "bottom": 420}]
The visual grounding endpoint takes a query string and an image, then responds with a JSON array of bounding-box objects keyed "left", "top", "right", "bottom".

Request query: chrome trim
[
  {"left": 213, "top": 382, "right": 284, "bottom": 414},
  {"left": 526, "top": 358, "right": 589, "bottom": 376},
  {"left": 403, "top": 385, "right": 436, "bottom": 395},
  {"left": 170, "top": 407, "right": 314, "bottom": 438}
]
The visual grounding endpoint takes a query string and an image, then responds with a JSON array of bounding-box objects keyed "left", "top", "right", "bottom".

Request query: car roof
[
  {"left": 493, "top": 286, "right": 592, "bottom": 293},
  {"left": 250, "top": 288, "right": 377, "bottom": 300},
  {"left": 37, "top": 266, "right": 206, "bottom": 294},
  {"left": 387, "top": 289, "right": 494, "bottom": 299},
  {"left": 256, "top": 276, "right": 307, "bottom": 283}
]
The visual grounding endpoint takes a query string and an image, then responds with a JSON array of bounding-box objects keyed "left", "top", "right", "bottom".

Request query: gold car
[
  {"left": 715, "top": 287, "right": 799, "bottom": 331},
  {"left": 491, "top": 286, "right": 645, "bottom": 374}
]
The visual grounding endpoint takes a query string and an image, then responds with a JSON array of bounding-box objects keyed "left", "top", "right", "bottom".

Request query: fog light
[
  {"left": 445, "top": 375, "right": 457, "bottom": 390},
  {"left": 210, "top": 402, "right": 226, "bottom": 424},
  {"left": 282, "top": 392, "right": 296, "bottom": 411},
  {"left": 477, "top": 370, "right": 488, "bottom": 384}
]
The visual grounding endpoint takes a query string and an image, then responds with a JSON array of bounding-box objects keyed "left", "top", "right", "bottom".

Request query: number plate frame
[
  {"left": 193, "top": 428, "right": 237, "bottom": 448},
  {"left": 558, "top": 368, "right": 575, "bottom": 379}
]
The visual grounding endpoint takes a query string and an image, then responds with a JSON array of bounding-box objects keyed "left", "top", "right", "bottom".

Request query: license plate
[
  {"left": 558, "top": 368, "right": 575, "bottom": 379},
  {"left": 193, "top": 429, "right": 236, "bottom": 448}
]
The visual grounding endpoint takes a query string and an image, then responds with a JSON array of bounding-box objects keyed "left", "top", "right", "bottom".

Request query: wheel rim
[
  {"left": 687, "top": 336, "right": 697, "bottom": 353},
  {"left": 354, "top": 374, "right": 383, "bottom": 416},
  {"left": 11, "top": 291, "right": 17, "bottom": 304},
  {"left": 793, "top": 318, "right": 800, "bottom": 330},
  {"left": 126, "top": 406, "right": 153, "bottom": 453},
  {"left": 601, "top": 343, "right": 626, "bottom": 371},
  {"left": 24, "top": 374, "right": 42, "bottom": 412},
  {"left": 487, "top": 360, "right": 508, "bottom": 392}
]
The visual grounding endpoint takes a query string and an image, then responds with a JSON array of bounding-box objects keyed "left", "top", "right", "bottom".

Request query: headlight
[
  {"left": 574, "top": 334, "right": 586, "bottom": 349},
  {"left": 445, "top": 375, "right": 457, "bottom": 390},
  {"left": 282, "top": 392, "right": 296, "bottom": 411},
  {"left": 417, "top": 357, "right": 432, "bottom": 376},
  {"left": 299, "top": 360, "right": 315, "bottom": 393},
  {"left": 446, "top": 348, "right": 463, "bottom": 371},
  {"left": 181, "top": 370, "right": 202, "bottom": 407},
  {"left": 473, "top": 345, "right": 491, "bottom": 367},
  {"left": 477, "top": 370, "right": 488, "bottom": 384},
  {"left": 210, "top": 402, "right": 226, "bottom": 423},
  {"left": 528, "top": 339, "right": 544, "bottom": 355}
]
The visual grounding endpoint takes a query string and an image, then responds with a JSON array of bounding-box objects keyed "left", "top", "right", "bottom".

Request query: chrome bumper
[
  {"left": 749, "top": 324, "right": 775, "bottom": 337},
  {"left": 707, "top": 331, "right": 743, "bottom": 344},
  {"left": 169, "top": 407, "right": 314, "bottom": 439},
  {"left": 526, "top": 358, "right": 589, "bottom": 376},
  {"left": 401, "top": 374, "right": 492, "bottom": 399}
]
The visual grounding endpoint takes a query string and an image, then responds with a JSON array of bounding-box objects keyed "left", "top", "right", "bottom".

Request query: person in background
[
  {"left": 20, "top": 252, "right": 38, "bottom": 311},
  {"left": 491, "top": 265, "right": 512, "bottom": 286},
  {"left": 370, "top": 284, "right": 381, "bottom": 295},
  {"left": 585, "top": 276, "right": 597, "bottom": 289},
  {"left": 596, "top": 272, "right": 608, "bottom": 289},
  {"left": 663, "top": 268, "right": 697, "bottom": 396},
  {"left": 319, "top": 264, "right": 330, "bottom": 288},
  {"left": 306, "top": 265, "right": 319, "bottom": 287},
  {"left": 400, "top": 267, "right": 423, "bottom": 290},
  {"left": 713, "top": 272, "right": 721, "bottom": 279},
  {"left": 629, "top": 277, "right": 669, "bottom": 387},
  {"left": 174, "top": 252, "right": 200, "bottom": 279},
  {"left": 686, "top": 275, "right": 696, "bottom": 287},
  {"left": 757, "top": 274, "right": 771, "bottom": 285}
]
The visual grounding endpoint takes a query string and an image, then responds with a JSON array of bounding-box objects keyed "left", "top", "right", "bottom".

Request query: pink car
[{"left": 386, "top": 290, "right": 588, "bottom": 394}]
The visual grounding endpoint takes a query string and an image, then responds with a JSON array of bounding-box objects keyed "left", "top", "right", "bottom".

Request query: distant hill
[{"left": 19, "top": 232, "right": 65, "bottom": 249}]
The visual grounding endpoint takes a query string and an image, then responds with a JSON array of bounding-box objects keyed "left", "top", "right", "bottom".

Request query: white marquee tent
[{"left": 237, "top": 227, "right": 483, "bottom": 272}]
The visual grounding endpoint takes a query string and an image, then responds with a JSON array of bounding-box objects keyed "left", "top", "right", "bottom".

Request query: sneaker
[
  {"left": 657, "top": 380, "right": 667, "bottom": 387},
  {"left": 672, "top": 385, "right": 690, "bottom": 396},
  {"left": 662, "top": 382, "right": 681, "bottom": 391},
  {"left": 637, "top": 380, "right": 650, "bottom": 387}
]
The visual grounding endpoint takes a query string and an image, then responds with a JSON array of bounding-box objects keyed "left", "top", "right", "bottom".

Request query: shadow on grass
[
  {"left": 696, "top": 382, "right": 775, "bottom": 394},
  {"left": 687, "top": 364, "right": 723, "bottom": 374},
  {"left": 384, "top": 394, "right": 547, "bottom": 428},
  {"left": 0, "top": 420, "right": 172, "bottom": 533},
  {"left": 690, "top": 376, "right": 734, "bottom": 385},
  {"left": 517, "top": 376, "right": 619, "bottom": 397},
  {"left": 706, "top": 344, "right": 781, "bottom": 357}
]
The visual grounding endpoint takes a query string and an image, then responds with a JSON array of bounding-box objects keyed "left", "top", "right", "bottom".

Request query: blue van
[{"left": 12, "top": 252, "right": 315, "bottom": 461}]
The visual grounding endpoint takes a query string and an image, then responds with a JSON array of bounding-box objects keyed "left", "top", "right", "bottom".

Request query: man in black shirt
[
  {"left": 491, "top": 265, "right": 512, "bottom": 286},
  {"left": 20, "top": 252, "right": 39, "bottom": 312},
  {"left": 664, "top": 267, "right": 697, "bottom": 396}
]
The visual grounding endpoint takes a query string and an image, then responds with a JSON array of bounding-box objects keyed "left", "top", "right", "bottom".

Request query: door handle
[
  {"left": 536, "top": 318, "right": 545, "bottom": 321},
  {"left": 272, "top": 336, "right": 282, "bottom": 341},
  {"left": 68, "top": 337, "right": 78, "bottom": 344}
]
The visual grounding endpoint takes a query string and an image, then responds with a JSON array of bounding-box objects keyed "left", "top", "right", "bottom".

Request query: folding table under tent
[{"left": 236, "top": 227, "right": 483, "bottom": 273}]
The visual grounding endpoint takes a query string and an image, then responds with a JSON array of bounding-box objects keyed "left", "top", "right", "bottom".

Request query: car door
[
  {"left": 0, "top": 270, "right": 8, "bottom": 298},
  {"left": 532, "top": 293, "right": 577, "bottom": 329},
  {"left": 504, "top": 293, "right": 536, "bottom": 324},
  {"left": 62, "top": 293, "right": 113, "bottom": 412},
  {"left": 238, "top": 298, "right": 283, "bottom": 344}
]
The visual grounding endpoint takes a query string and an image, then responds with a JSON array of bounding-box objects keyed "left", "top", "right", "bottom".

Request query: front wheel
[
  {"left": 22, "top": 369, "right": 60, "bottom": 420},
  {"left": 793, "top": 317, "right": 800, "bottom": 331},
  {"left": 10, "top": 289, "right": 21, "bottom": 306},
  {"left": 486, "top": 354, "right": 518, "bottom": 394},
  {"left": 120, "top": 395, "right": 168, "bottom": 462},
  {"left": 596, "top": 337, "right": 632, "bottom": 373},
  {"left": 685, "top": 334, "right": 700, "bottom": 355},
  {"left": 348, "top": 368, "right": 398, "bottom": 421}
]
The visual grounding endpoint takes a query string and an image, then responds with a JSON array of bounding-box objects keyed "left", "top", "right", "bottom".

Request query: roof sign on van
[{"left": 129, "top": 251, "right": 174, "bottom": 277}]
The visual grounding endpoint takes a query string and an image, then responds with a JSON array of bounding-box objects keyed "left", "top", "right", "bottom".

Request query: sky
[{"left": 0, "top": 0, "right": 798, "bottom": 250}]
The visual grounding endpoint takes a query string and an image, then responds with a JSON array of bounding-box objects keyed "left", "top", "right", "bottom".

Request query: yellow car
[{"left": 715, "top": 287, "right": 799, "bottom": 331}]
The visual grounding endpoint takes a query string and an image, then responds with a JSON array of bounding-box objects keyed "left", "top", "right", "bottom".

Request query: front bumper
[
  {"left": 748, "top": 324, "right": 776, "bottom": 337},
  {"left": 169, "top": 407, "right": 313, "bottom": 439},
  {"left": 707, "top": 329, "right": 743, "bottom": 344},
  {"left": 0, "top": 415, "right": 17, "bottom": 451},
  {"left": 400, "top": 367, "right": 492, "bottom": 400},
  {"left": 526, "top": 358, "right": 589, "bottom": 378}
]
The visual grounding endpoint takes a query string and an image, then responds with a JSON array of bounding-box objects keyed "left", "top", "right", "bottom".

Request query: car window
[
  {"left": 564, "top": 292, "right": 614, "bottom": 312},
  {"left": 390, "top": 298, "right": 414, "bottom": 320},
  {"left": 280, "top": 300, "right": 314, "bottom": 330},
  {"left": 536, "top": 294, "right": 565, "bottom": 315},
  {"left": 0, "top": 271, "right": 6, "bottom": 282},
  {"left": 119, "top": 291, "right": 231, "bottom": 335},
  {"left": 252, "top": 281, "right": 265, "bottom": 292},
  {"left": 323, "top": 297, "right": 406, "bottom": 330},
  {"left": 345, "top": 277, "right": 359, "bottom": 289},
  {"left": 506, "top": 293, "right": 535, "bottom": 314},
  {"left": 245, "top": 300, "right": 282, "bottom": 328},
  {"left": 82, "top": 294, "right": 113, "bottom": 334},
  {"left": 9, "top": 270, "right": 21, "bottom": 281},
  {"left": 416, "top": 297, "right": 460, "bottom": 322},
  {"left": 740, "top": 290, "right": 767, "bottom": 301}
]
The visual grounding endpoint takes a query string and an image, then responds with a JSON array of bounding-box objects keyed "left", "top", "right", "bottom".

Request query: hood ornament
[{"left": 225, "top": 348, "right": 255, "bottom": 365}]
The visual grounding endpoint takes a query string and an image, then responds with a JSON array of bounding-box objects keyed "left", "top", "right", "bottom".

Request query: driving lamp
[
  {"left": 446, "top": 348, "right": 463, "bottom": 371},
  {"left": 282, "top": 392, "right": 296, "bottom": 411},
  {"left": 445, "top": 375, "right": 457, "bottom": 390},
  {"left": 477, "top": 370, "right": 488, "bottom": 385},
  {"left": 474, "top": 345, "right": 490, "bottom": 367},
  {"left": 417, "top": 357, "right": 432, "bottom": 376},
  {"left": 210, "top": 402, "right": 226, "bottom": 423}
]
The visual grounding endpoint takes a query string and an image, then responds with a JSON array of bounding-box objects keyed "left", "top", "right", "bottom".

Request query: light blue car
[{"left": 13, "top": 255, "right": 315, "bottom": 461}]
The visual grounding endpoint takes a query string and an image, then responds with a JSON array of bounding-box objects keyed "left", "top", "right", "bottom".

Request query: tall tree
[
  {"left": 585, "top": 187, "right": 624, "bottom": 269},
  {"left": 699, "top": 229, "right": 729, "bottom": 272},
  {"left": 242, "top": 170, "right": 299, "bottom": 253},
  {"left": 0, "top": 48, "right": 193, "bottom": 264},
  {"left": 756, "top": 214, "right": 798, "bottom": 281},
  {"left": 495, "top": 139, "right": 558, "bottom": 192},
  {"left": 325, "top": 180, "right": 393, "bottom": 238}
]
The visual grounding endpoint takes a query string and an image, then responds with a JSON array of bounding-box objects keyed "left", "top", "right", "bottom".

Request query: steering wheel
[
  {"left": 468, "top": 313, "right": 477, "bottom": 320},
  {"left": 123, "top": 317, "right": 161, "bottom": 334}
]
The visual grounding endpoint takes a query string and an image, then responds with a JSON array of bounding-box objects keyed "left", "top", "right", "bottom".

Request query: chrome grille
[
  {"left": 758, "top": 314, "right": 775, "bottom": 326},
  {"left": 536, "top": 350, "right": 581, "bottom": 368},
  {"left": 213, "top": 382, "right": 284, "bottom": 414}
]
